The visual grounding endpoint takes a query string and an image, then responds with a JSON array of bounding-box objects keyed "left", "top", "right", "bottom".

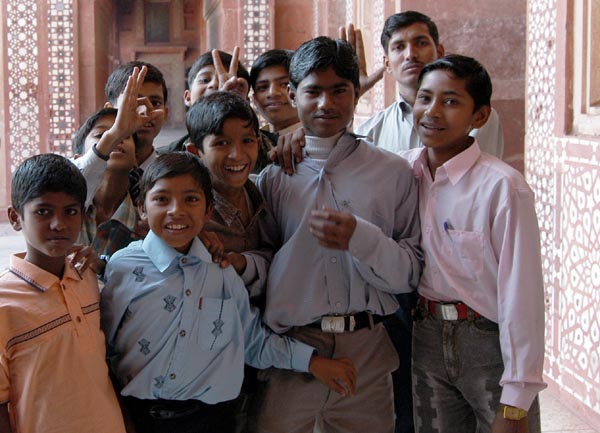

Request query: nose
[
  {"left": 167, "top": 198, "right": 184, "bottom": 215},
  {"left": 228, "top": 141, "right": 243, "bottom": 159},
  {"left": 50, "top": 213, "right": 67, "bottom": 231},
  {"left": 424, "top": 99, "right": 441, "bottom": 118},
  {"left": 268, "top": 82, "right": 282, "bottom": 98},
  {"left": 317, "top": 92, "right": 334, "bottom": 110},
  {"left": 207, "top": 75, "right": 218, "bottom": 90},
  {"left": 405, "top": 43, "right": 416, "bottom": 60}
]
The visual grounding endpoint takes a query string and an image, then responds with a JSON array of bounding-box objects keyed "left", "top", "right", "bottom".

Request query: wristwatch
[{"left": 500, "top": 404, "right": 528, "bottom": 420}]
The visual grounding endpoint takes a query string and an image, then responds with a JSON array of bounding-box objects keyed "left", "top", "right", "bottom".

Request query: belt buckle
[
  {"left": 321, "top": 316, "right": 353, "bottom": 333},
  {"left": 439, "top": 304, "right": 459, "bottom": 321}
]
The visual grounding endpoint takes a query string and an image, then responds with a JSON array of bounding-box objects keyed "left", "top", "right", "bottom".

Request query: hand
[
  {"left": 268, "top": 127, "right": 305, "bottom": 175},
  {"left": 309, "top": 207, "right": 357, "bottom": 250},
  {"left": 198, "top": 230, "right": 230, "bottom": 268},
  {"left": 490, "top": 411, "right": 529, "bottom": 433},
  {"left": 339, "top": 23, "right": 384, "bottom": 97},
  {"left": 309, "top": 355, "right": 357, "bottom": 397},
  {"left": 212, "top": 47, "right": 250, "bottom": 98},
  {"left": 225, "top": 252, "right": 247, "bottom": 274},
  {"left": 67, "top": 244, "right": 105, "bottom": 276}
]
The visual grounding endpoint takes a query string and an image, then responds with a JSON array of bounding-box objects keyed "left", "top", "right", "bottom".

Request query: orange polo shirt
[{"left": 0, "top": 253, "right": 126, "bottom": 433}]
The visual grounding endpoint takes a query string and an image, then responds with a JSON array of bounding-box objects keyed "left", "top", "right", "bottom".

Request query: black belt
[
  {"left": 125, "top": 397, "right": 217, "bottom": 420},
  {"left": 307, "top": 312, "right": 385, "bottom": 333}
]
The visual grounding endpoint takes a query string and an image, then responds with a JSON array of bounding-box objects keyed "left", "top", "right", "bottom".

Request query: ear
[
  {"left": 7, "top": 206, "right": 22, "bottom": 231},
  {"left": 436, "top": 43, "right": 445, "bottom": 58},
  {"left": 205, "top": 202, "right": 214, "bottom": 220},
  {"left": 137, "top": 202, "right": 148, "bottom": 221},
  {"left": 184, "top": 90, "right": 193, "bottom": 107},
  {"left": 383, "top": 54, "right": 392, "bottom": 74},
  {"left": 288, "top": 87, "right": 297, "bottom": 107},
  {"left": 471, "top": 105, "right": 491, "bottom": 129},
  {"left": 185, "top": 142, "right": 202, "bottom": 157}
]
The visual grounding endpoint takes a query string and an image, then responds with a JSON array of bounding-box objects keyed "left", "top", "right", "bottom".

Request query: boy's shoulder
[
  {"left": 478, "top": 153, "right": 532, "bottom": 191},
  {"left": 107, "top": 239, "right": 147, "bottom": 268}
]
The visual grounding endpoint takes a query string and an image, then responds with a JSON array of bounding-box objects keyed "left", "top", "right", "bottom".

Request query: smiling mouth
[
  {"left": 420, "top": 122, "right": 445, "bottom": 131},
  {"left": 165, "top": 224, "right": 188, "bottom": 231},
  {"left": 225, "top": 164, "right": 248, "bottom": 172}
]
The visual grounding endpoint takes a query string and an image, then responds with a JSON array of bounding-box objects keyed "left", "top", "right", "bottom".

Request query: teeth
[
  {"left": 226, "top": 165, "right": 246, "bottom": 172},
  {"left": 166, "top": 224, "right": 187, "bottom": 230}
]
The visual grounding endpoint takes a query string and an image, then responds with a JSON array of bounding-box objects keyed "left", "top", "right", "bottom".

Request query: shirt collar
[
  {"left": 272, "top": 121, "right": 302, "bottom": 135},
  {"left": 397, "top": 94, "right": 413, "bottom": 121},
  {"left": 139, "top": 149, "right": 159, "bottom": 171},
  {"left": 212, "top": 181, "right": 266, "bottom": 227},
  {"left": 441, "top": 141, "right": 481, "bottom": 185},
  {"left": 142, "top": 230, "right": 213, "bottom": 272},
  {"left": 8, "top": 253, "right": 81, "bottom": 292}
]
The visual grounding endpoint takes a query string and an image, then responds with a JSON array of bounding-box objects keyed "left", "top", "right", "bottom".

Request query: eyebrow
[{"left": 256, "top": 74, "right": 289, "bottom": 84}]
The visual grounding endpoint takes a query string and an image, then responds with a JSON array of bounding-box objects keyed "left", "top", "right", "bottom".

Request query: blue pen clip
[{"left": 443, "top": 219, "right": 452, "bottom": 233}]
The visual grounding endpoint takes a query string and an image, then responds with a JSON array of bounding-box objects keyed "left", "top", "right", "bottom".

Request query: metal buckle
[
  {"left": 321, "top": 316, "right": 345, "bottom": 333},
  {"left": 439, "top": 304, "right": 459, "bottom": 321}
]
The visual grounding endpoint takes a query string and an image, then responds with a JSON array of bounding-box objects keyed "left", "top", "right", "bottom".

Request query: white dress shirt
[{"left": 401, "top": 143, "right": 546, "bottom": 410}]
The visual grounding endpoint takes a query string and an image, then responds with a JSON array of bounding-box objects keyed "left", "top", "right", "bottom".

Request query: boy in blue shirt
[{"left": 100, "top": 152, "right": 356, "bottom": 433}]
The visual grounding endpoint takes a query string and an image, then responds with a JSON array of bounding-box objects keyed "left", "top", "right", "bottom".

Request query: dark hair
[
  {"left": 289, "top": 37, "right": 359, "bottom": 89},
  {"left": 250, "top": 49, "right": 294, "bottom": 91},
  {"left": 187, "top": 50, "right": 250, "bottom": 91},
  {"left": 381, "top": 11, "right": 440, "bottom": 53},
  {"left": 138, "top": 152, "right": 213, "bottom": 209},
  {"left": 11, "top": 153, "right": 87, "bottom": 214},
  {"left": 72, "top": 108, "right": 118, "bottom": 155},
  {"left": 186, "top": 91, "right": 259, "bottom": 152},
  {"left": 418, "top": 54, "right": 492, "bottom": 111},
  {"left": 105, "top": 61, "right": 168, "bottom": 105}
]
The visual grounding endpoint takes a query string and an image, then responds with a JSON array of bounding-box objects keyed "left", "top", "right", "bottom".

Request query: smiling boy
[
  {"left": 253, "top": 36, "right": 423, "bottom": 433},
  {"left": 404, "top": 55, "right": 546, "bottom": 433},
  {"left": 100, "top": 152, "right": 356, "bottom": 433},
  {"left": 0, "top": 154, "right": 126, "bottom": 433}
]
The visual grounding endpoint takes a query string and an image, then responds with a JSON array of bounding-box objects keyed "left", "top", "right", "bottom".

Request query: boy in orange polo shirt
[{"left": 0, "top": 154, "right": 126, "bottom": 433}]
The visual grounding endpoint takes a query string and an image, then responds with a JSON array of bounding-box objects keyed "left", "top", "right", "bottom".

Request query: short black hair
[
  {"left": 186, "top": 91, "right": 259, "bottom": 152},
  {"left": 187, "top": 50, "right": 250, "bottom": 91},
  {"left": 11, "top": 153, "right": 87, "bottom": 214},
  {"left": 381, "top": 11, "right": 440, "bottom": 53},
  {"left": 105, "top": 61, "right": 168, "bottom": 105},
  {"left": 138, "top": 152, "right": 213, "bottom": 210},
  {"left": 250, "top": 49, "right": 294, "bottom": 91},
  {"left": 289, "top": 36, "right": 359, "bottom": 90},
  {"left": 418, "top": 54, "right": 492, "bottom": 111},
  {"left": 72, "top": 108, "right": 118, "bottom": 155}
]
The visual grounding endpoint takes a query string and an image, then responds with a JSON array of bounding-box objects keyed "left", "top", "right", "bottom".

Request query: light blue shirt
[
  {"left": 101, "top": 231, "right": 314, "bottom": 403},
  {"left": 257, "top": 133, "right": 424, "bottom": 333}
]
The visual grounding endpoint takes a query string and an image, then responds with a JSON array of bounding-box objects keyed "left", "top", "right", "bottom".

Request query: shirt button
[
  {"left": 76, "top": 316, "right": 82, "bottom": 323},
  {"left": 180, "top": 330, "right": 186, "bottom": 337},
  {"left": 185, "top": 289, "right": 192, "bottom": 296},
  {"left": 170, "top": 373, "right": 176, "bottom": 380},
  {"left": 181, "top": 257, "right": 188, "bottom": 264},
  {"left": 330, "top": 257, "right": 337, "bottom": 264}
]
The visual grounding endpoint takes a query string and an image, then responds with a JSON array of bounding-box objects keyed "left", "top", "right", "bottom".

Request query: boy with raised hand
[
  {"left": 100, "top": 152, "right": 356, "bottom": 433},
  {"left": 253, "top": 36, "right": 423, "bottom": 433},
  {"left": 105, "top": 60, "right": 168, "bottom": 170},
  {"left": 406, "top": 54, "right": 545, "bottom": 433},
  {"left": 1, "top": 154, "right": 126, "bottom": 433}
]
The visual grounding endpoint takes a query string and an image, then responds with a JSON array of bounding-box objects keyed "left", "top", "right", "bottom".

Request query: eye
[
  {"left": 198, "top": 78, "right": 211, "bottom": 84},
  {"left": 444, "top": 98, "right": 458, "bottom": 106},
  {"left": 417, "top": 39, "right": 430, "bottom": 47},
  {"left": 35, "top": 208, "right": 49, "bottom": 216},
  {"left": 255, "top": 85, "right": 268, "bottom": 93},
  {"left": 151, "top": 100, "right": 164, "bottom": 108},
  {"left": 416, "top": 94, "right": 431, "bottom": 103},
  {"left": 243, "top": 137, "right": 258, "bottom": 145},
  {"left": 151, "top": 195, "right": 168, "bottom": 204},
  {"left": 393, "top": 43, "right": 405, "bottom": 52},
  {"left": 185, "top": 194, "right": 203, "bottom": 204},
  {"left": 65, "top": 207, "right": 80, "bottom": 216},
  {"left": 333, "top": 88, "right": 348, "bottom": 95}
]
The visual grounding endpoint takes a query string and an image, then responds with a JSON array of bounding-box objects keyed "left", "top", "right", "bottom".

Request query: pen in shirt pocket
[
  {"left": 443, "top": 219, "right": 454, "bottom": 233},
  {"left": 199, "top": 297, "right": 203, "bottom": 310}
]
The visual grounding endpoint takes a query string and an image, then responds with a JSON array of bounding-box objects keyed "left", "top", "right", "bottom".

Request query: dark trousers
[
  {"left": 383, "top": 292, "right": 417, "bottom": 433},
  {"left": 124, "top": 396, "right": 236, "bottom": 433}
]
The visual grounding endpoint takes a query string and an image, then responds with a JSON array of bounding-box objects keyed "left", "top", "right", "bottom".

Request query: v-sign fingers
[{"left": 229, "top": 46, "right": 240, "bottom": 77}]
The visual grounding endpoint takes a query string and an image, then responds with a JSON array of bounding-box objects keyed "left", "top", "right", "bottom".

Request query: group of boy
[{"left": 0, "top": 9, "right": 545, "bottom": 433}]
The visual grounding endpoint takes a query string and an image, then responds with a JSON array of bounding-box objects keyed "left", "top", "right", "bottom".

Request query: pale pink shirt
[{"left": 401, "top": 143, "right": 546, "bottom": 411}]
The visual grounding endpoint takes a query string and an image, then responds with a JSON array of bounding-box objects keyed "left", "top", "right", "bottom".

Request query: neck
[
  {"left": 214, "top": 181, "right": 246, "bottom": 206},
  {"left": 94, "top": 171, "right": 129, "bottom": 224},
  {"left": 398, "top": 85, "right": 417, "bottom": 107},
  {"left": 304, "top": 131, "right": 344, "bottom": 160},
  {"left": 25, "top": 253, "right": 65, "bottom": 278},
  {"left": 426, "top": 138, "right": 474, "bottom": 179},
  {"left": 272, "top": 116, "right": 300, "bottom": 134},
  {"left": 135, "top": 143, "right": 154, "bottom": 166}
]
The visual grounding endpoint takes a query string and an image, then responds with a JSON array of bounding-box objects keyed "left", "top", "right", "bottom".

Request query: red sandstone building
[{"left": 0, "top": 0, "right": 598, "bottom": 427}]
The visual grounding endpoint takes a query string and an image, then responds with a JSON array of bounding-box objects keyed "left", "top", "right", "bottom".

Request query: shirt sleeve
[
  {"left": 71, "top": 150, "right": 108, "bottom": 209},
  {"left": 348, "top": 167, "right": 424, "bottom": 294},
  {"left": 492, "top": 185, "right": 547, "bottom": 410},
  {"left": 226, "top": 269, "right": 314, "bottom": 372}
]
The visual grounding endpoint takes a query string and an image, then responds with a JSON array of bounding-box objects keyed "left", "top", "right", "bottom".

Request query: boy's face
[
  {"left": 252, "top": 65, "right": 298, "bottom": 131},
  {"left": 191, "top": 118, "right": 258, "bottom": 193},
  {"left": 83, "top": 114, "right": 136, "bottom": 172},
  {"left": 117, "top": 81, "right": 168, "bottom": 154},
  {"left": 8, "top": 192, "right": 83, "bottom": 269},
  {"left": 413, "top": 69, "right": 490, "bottom": 153},
  {"left": 384, "top": 22, "right": 444, "bottom": 93},
  {"left": 289, "top": 66, "right": 358, "bottom": 138},
  {"left": 140, "top": 174, "right": 212, "bottom": 254},
  {"left": 185, "top": 66, "right": 218, "bottom": 107}
]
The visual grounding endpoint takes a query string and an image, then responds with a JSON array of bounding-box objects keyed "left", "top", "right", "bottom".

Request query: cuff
[
  {"left": 348, "top": 216, "right": 381, "bottom": 261},
  {"left": 240, "top": 253, "right": 258, "bottom": 286},
  {"left": 500, "top": 384, "right": 539, "bottom": 411},
  {"left": 290, "top": 341, "right": 316, "bottom": 373}
]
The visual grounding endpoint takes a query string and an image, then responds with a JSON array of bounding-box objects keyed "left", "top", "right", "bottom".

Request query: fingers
[
  {"left": 198, "top": 230, "right": 225, "bottom": 264},
  {"left": 212, "top": 49, "right": 226, "bottom": 76},
  {"left": 229, "top": 46, "right": 240, "bottom": 77},
  {"left": 291, "top": 127, "right": 305, "bottom": 164},
  {"left": 308, "top": 208, "right": 356, "bottom": 250},
  {"left": 338, "top": 25, "right": 347, "bottom": 41}
]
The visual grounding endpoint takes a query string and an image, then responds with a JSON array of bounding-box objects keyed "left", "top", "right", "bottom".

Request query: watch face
[{"left": 503, "top": 406, "right": 528, "bottom": 420}]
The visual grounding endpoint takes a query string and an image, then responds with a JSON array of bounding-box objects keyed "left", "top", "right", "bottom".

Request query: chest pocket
[
  {"left": 440, "top": 229, "right": 484, "bottom": 280},
  {"left": 196, "top": 297, "right": 236, "bottom": 351}
]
